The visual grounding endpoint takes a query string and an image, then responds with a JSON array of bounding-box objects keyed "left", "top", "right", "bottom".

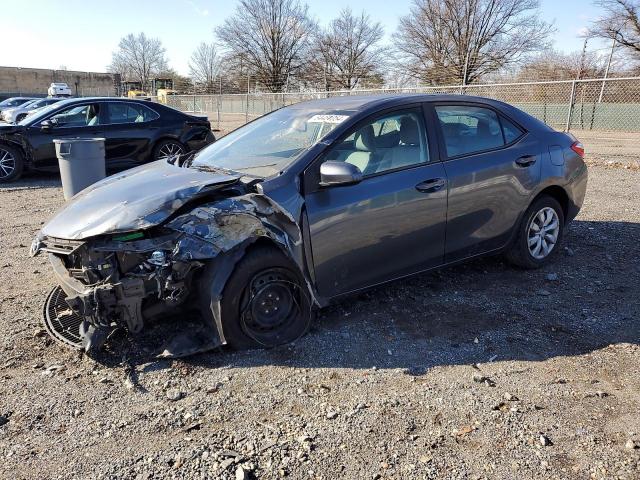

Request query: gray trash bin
[{"left": 54, "top": 138, "right": 106, "bottom": 200}]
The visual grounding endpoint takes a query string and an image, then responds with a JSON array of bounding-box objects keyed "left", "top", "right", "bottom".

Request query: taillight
[{"left": 570, "top": 141, "right": 584, "bottom": 158}]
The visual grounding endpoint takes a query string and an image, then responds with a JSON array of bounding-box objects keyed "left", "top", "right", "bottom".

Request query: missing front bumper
[{"left": 45, "top": 252, "right": 222, "bottom": 357}]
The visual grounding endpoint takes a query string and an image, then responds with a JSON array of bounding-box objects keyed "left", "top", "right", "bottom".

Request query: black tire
[
  {"left": 15, "top": 114, "right": 27, "bottom": 123},
  {"left": 506, "top": 195, "right": 565, "bottom": 269},
  {"left": 0, "top": 144, "right": 24, "bottom": 183},
  {"left": 152, "top": 139, "right": 186, "bottom": 161},
  {"left": 220, "top": 245, "right": 313, "bottom": 349}
]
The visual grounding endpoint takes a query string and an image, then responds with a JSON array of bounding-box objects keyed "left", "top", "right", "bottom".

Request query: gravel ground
[{"left": 0, "top": 164, "right": 639, "bottom": 480}]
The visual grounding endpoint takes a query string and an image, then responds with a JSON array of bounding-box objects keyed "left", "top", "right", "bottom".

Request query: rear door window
[
  {"left": 435, "top": 105, "right": 506, "bottom": 157},
  {"left": 106, "top": 103, "right": 159, "bottom": 124}
]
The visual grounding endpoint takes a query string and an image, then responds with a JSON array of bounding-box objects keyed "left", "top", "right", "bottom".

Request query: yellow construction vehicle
[{"left": 127, "top": 90, "right": 151, "bottom": 101}]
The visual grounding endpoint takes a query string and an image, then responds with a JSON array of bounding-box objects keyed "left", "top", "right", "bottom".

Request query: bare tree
[
  {"left": 394, "top": 0, "right": 553, "bottom": 85},
  {"left": 108, "top": 33, "right": 169, "bottom": 90},
  {"left": 517, "top": 49, "right": 609, "bottom": 80},
  {"left": 216, "top": 0, "right": 317, "bottom": 92},
  {"left": 315, "top": 8, "right": 387, "bottom": 90},
  {"left": 189, "top": 42, "right": 221, "bottom": 93},
  {"left": 591, "top": 0, "right": 640, "bottom": 58}
]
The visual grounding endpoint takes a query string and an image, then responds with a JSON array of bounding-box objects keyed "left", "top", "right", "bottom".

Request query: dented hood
[{"left": 41, "top": 160, "right": 240, "bottom": 240}]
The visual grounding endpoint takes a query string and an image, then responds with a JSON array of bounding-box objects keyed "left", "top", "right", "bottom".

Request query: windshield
[
  {"left": 191, "top": 107, "right": 354, "bottom": 177},
  {"left": 20, "top": 99, "right": 40, "bottom": 109},
  {"left": 28, "top": 99, "right": 54, "bottom": 110}
]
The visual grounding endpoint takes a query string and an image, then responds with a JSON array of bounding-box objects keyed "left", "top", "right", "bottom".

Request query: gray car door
[
  {"left": 431, "top": 103, "right": 542, "bottom": 262},
  {"left": 304, "top": 106, "right": 448, "bottom": 298}
]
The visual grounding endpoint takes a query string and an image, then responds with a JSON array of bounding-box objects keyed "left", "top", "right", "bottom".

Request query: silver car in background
[
  {"left": 0, "top": 97, "right": 38, "bottom": 118},
  {"left": 2, "top": 97, "right": 64, "bottom": 123}
]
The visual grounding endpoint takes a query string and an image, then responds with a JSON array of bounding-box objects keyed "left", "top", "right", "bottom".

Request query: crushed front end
[
  {"left": 31, "top": 192, "right": 310, "bottom": 357},
  {"left": 34, "top": 231, "right": 206, "bottom": 353}
]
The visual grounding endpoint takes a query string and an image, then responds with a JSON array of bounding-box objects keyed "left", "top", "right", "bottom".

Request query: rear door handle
[
  {"left": 415, "top": 178, "right": 446, "bottom": 193},
  {"left": 515, "top": 155, "right": 537, "bottom": 167}
]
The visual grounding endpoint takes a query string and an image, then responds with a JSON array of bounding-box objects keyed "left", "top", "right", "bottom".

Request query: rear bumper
[{"left": 566, "top": 162, "right": 588, "bottom": 223}]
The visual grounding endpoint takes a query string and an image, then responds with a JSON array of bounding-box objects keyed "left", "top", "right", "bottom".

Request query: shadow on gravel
[
  {"left": 0, "top": 171, "right": 61, "bottom": 190},
  {"left": 89, "top": 219, "right": 640, "bottom": 379}
]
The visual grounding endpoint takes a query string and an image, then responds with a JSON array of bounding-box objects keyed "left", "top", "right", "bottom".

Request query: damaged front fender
[{"left": 165, "top": 194, "right": 312, "bottom": 347}]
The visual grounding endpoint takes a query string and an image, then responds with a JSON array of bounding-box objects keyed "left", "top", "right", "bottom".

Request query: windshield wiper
[{"left": 190, "top": 163, "right": 239, "bottom": 176}]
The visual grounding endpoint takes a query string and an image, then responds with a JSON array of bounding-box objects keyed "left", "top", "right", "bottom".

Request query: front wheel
[
  {"left": 506, "top": 195, "right": 565, "bottom": 269},
  {"left": 0, "top": 144, "right": 24, "bottom": 183},
  {"left": 220, "top": 245, "right": 313, "bottom": 349}
]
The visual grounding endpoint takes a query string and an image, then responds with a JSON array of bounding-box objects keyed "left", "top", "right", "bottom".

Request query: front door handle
[
  {"left": 515, "top": 155, "right": 537, "bottom": 167},
  {"left": 415, "top": 178, "right": 446, "bottom": 193}
]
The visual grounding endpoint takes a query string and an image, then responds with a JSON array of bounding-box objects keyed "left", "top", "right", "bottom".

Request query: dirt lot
[{"left": 0, "top": 163, "right": 639, "bottom": 480}]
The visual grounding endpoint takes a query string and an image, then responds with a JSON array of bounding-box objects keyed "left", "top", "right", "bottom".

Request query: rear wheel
[
  {"left": 15, "top": 113, "right": 27, "bottom": 123},
  {"left": 220, "top": 245, "right": 312, "bottom": 349},
  {"left": 506, "top": 195, "right": 564, "bottom": 269},
  {"left": 0, "top": 144, "right": 24, "bottom": 182},
  {"left": 153, "top": 139, "right": 185, "bottom": 161}
]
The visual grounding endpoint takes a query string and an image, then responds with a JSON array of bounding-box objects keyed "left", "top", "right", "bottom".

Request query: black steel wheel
[{"left": 219, "top": 245, "right": 312, "bottom": 349}]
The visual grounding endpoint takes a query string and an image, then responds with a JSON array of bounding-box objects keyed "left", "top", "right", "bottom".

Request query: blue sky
[{"left": 2, "top": 0, "right": 608, "bottom": 75}]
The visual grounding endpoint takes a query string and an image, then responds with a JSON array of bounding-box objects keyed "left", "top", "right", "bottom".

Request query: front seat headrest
[
  {"left": 354, "top": 124, "right": 375, "bottom": 151},
  {"left": 399, "top": 117, "right": 420, "bottom": 145},
  {"left": 477, "top": 119, "right": 492, "bottom": 137}
]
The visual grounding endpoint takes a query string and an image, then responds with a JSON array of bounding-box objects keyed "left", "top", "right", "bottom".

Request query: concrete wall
[{"left": 0, "top": 66, "right": 115, "bottom": 98}]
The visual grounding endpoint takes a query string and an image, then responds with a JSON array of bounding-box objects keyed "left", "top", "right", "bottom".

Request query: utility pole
[
  {"left": 462, "top": 50, "right": 469, "bottom": 86},
  {"left": 598, "top": 34, "right": 617, "bottom": 103},
  {"left": 245, "top": 73, "right": 250, "bottom": 124},
  {"left": 576, "top": 37, "right": 588, "bottom": 80},
  {"left": 460, "top": 48, "right": 470, "bottom": 95},
  {"left": 323, "top": 64, "right": 328, "bottom": 95}
]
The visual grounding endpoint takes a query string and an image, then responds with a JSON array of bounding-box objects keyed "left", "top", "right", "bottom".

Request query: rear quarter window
[{"left": 500, "top": 116, "right": 525, "bottom": 143}]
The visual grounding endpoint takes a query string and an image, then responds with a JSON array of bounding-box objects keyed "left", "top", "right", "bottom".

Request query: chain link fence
[{"left": 165, "top": 77, "right": 640, "bottom": 165}]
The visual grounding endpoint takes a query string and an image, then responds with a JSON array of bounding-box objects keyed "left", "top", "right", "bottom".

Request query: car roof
[
  {"left": 49, "top": 97, "right": 162, "bottom": 108},
  {"left": 287, "top": 93, "right": 508, "bottom": 111},
  {"left": 287, "top": 93, "right": 551, "bottom": 132}
]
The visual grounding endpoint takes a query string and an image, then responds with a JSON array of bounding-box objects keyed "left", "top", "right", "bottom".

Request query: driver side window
[
  {"left": 47, "top": 103, "right": 101, "bottom": 127},
  {"left": 322, "top": 109, "right": 429, "bottom": 176}
]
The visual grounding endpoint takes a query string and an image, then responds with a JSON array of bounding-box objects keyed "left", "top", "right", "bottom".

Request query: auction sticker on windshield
[{"left": 308, "top": 114, "right": 349, "bottom": 124}]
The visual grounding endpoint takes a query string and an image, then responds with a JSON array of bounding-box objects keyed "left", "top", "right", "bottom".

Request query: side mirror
[
  {"left": 40, "top": 119, "right": 53, "bottom": 131},
  {"left": 319, "top": 161, "right": 363, "bottom": 187}
]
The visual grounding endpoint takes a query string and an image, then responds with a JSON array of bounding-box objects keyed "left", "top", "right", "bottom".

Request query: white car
[
  {"left": 47, "top": 83, "right": 72, "bottom": 97},
  {"left": 1, "top": 99, "right": 39, "bottom": 123},
  {"left": 2, "top": 97, "right": 63, "bottom": 123}
]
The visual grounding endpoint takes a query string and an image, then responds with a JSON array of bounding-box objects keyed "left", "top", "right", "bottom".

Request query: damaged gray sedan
[{"left": 31, "top": 94, "right": 587, "bottom": 356}]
